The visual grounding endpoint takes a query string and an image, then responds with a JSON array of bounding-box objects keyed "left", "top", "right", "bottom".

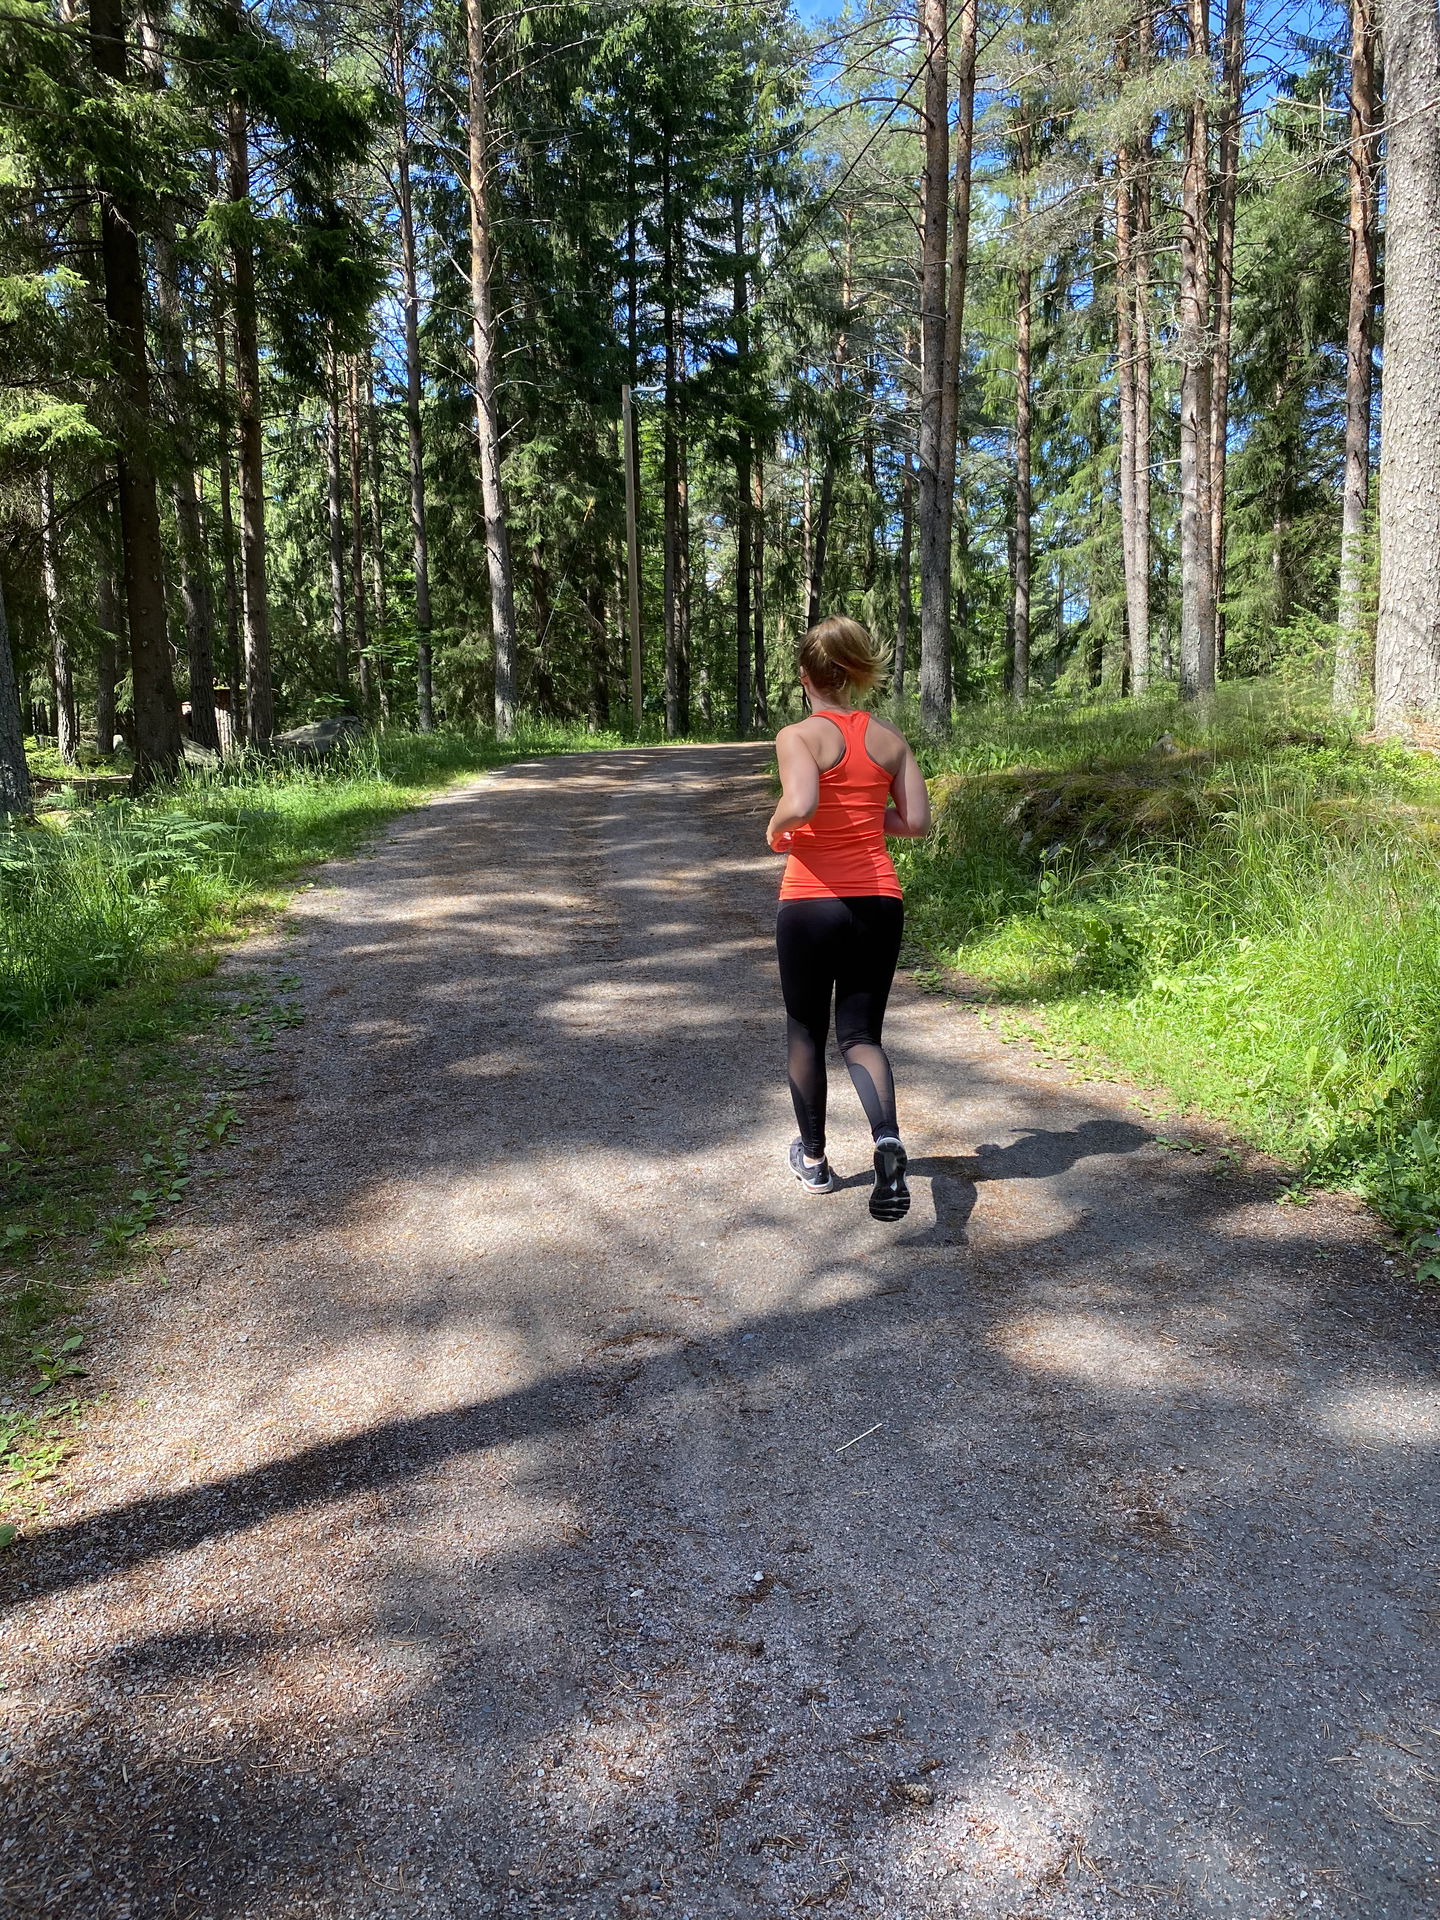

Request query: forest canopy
[{"left": 2, "top": 0, "right": 1439, "bottom": 806}]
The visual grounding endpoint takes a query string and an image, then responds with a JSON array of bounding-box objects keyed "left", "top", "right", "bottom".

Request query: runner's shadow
[{"left": 833, "top": 1122, "right": 1153, "bottom": 1247}]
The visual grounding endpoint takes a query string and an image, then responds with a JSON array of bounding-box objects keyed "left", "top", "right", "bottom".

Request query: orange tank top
[{"left": 779, "top": 710, "right": 902, "bottom": 902}]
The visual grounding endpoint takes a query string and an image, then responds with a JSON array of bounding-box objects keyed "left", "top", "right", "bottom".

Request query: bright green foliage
[{"left": 899, "top": 685, "right": 1440, "bottom": 1246}]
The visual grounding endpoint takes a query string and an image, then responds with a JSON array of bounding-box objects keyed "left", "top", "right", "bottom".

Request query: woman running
[{"left": 765, "top": 616, "right": 932, "bottom": 1221}]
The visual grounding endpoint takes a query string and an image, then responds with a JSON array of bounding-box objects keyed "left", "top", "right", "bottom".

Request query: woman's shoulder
[{"left": 860, "top": 711, "right": 910, "bottom": 767}]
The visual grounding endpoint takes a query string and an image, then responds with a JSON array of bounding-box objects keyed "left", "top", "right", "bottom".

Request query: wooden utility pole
[{"left": 622, "top": 383, "right": 643, "bottom": 730}]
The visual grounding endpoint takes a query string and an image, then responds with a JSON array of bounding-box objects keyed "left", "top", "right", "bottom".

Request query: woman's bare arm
[
  {"left": 766, "top": 727, "right": 821, "bottom": 848},
  {"left": 884, "top": 744, "right": 932, "bottom": 838}
]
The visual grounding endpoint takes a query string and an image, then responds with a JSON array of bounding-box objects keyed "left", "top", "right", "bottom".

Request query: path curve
[{"left": 4, "top": 744, "right": 1439, "bottom": 1919}]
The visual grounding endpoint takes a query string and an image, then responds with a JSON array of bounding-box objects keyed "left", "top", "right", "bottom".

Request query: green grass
[
  {"left": 893, "top": 680, "right": 1440, "bottom": 1265},
  {"left": 0, "top": 721, "right": 614, "bottom": 1521}
]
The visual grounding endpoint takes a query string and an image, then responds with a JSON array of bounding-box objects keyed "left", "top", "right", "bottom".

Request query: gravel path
[{"left": 4, "top": 743, "right": 1439, "bottom": 1920}]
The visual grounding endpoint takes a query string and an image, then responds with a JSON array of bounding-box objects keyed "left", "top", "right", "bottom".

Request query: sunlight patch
[
  {"left": 1313, "top": 1383, "right": 1440, "bottom": 1447},
  {"left": 994, "top": 1311, "right": 1205, "bottom": 1389}
]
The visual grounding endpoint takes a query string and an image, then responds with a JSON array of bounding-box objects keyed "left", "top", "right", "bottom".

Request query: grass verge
[
  {"left": 893, "top": 680, "right": 1440, "bottom": 1274},
  {"left": 0, "top": 722, "right": 615, "bottom": 1521}
]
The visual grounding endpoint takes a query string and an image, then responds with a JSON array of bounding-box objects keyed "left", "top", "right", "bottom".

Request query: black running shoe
[
  {"left": 869, "top": 1136, "right": 910, "bottom": 1221},
  {"left": 789, "top": 1138, "right": 836, "bottom": 1194}
]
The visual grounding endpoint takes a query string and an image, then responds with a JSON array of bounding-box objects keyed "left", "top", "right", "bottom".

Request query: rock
[
  {"left": 182, "top": 739, "right": 222, "bottom": 769},
  {"left": 268, "top": 716, "right": 365, "bottom": 761}
]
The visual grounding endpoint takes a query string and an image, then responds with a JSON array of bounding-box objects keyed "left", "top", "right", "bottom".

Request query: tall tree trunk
[
  {"left": 347, "top": 353, "right": 371, "bottom": 710},
  {"left": 808, "top": 212, "right": 854, "bottom": 630},
  {"left": 661, "top": 130, "right": 683, "bottom": 736},
  {"left": 799, "top": 440, "right": 814, "bottom": 631},
  {"left": 1209, "top": 0, "right": 1245, "bottom": 666},
  {"left": 393, "top": 1, "right": 434, "bottom": 731},
  {"left": 736, "top": 415, "right": 753, "bottom": 735},
  {"left": 752, "top": 455, "right": 768, "bottom": 726},
  {"left": 677, "top": 418, "right": 692, "bottom": 728},
  {"left": 916, "top": 0, "right": 950, "bottom": 735},
  {"left": 733, "top": 196, "right": 756, "bottom": 733},
  {"left": 140, "top": 4, "right": 219, "bottom": 753},
  {"left": 1131, "top": 3, "right": 1155, "bottom": 692},
  {"left": 896, "top": 453, "right": 914, "bottom": 698},
  {"left": 0, "top": 576, "right": 31, "bottom": 816},
  {"left": 1177, "top": 0, "right": 1216, "bottom": 706},
  {"left": 214, "top": 301, "right": 243, "bottom": 734},
  {"left": 1375, "top": 0, "right": 1440, "bottom": 729},
  {"left": 1335, "top": 0, "right": 1379, "bottom": 713},
  {"left": 464, "top": 0, "right": 518, "bottom": 737},
  {"left": 96, "top": 519, "right": 122, "bottom": 755},
  {"left": 91, "top": 0, "right": 182, "bottom": 783},
  {"left": 1115, "top": 124, "right": 1143, "bottom": 696},
  {"left": 226, "top": 6, "right": 275, "bottom": 746},
  {"left": 40, "top": 472, "right": 78, "bottom": 763},
  {"left": 934, "top": 0, "right": 977, "bottom": 702},
  {"left": 862, "top": 356, "right": 879, "bottom": 605},
  {"left": 1011, "top": 117, "right": 1033, "bottom": 706},
  {"left": 326, "top": 340, "right": 349, "bottom": 696},
  {"left": 365, "top": 357, "right": 390, "bottom": 724}
]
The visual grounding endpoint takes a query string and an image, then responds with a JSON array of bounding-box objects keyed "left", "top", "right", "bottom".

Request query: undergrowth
[
  {"left": 895, "top": 680, "right": 1440, "bottom": 1262},
  {"left": 0, "top": 720, "right": 610, "bottom": 1521}
]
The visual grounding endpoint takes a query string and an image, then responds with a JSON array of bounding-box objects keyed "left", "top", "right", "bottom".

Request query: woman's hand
[{"left": 767, "top": 823, "right": 795, "bottom": 853}]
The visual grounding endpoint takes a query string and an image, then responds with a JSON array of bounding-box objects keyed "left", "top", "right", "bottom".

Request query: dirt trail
[{"left": 4, "top": 744, "right": 1439, "bottom": 1920}]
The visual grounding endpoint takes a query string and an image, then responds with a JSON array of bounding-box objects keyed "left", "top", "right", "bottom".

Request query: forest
[
  {"left": 3, "top": 0, "right": 1440, "bottom": 797},
  {"left": 3, "top": 0, "right": 1440, "bottom": 1361}
]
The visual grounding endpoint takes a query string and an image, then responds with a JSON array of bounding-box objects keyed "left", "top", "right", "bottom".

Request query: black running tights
[{"left": 776, "top": 895, "right": 904, "bottom": 1158}]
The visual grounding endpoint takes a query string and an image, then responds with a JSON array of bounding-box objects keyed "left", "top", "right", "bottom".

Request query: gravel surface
[{"left": 3, "top": 743, "right": 1439, "bottom": 1920}]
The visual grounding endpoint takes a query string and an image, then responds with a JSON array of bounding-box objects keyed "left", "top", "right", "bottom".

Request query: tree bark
[
  {"left": 1010, "top": 115, "right": 1032, "bottom": 706},
  {"left": 393, "top": 1, "right": 434, "bottom": 731},
  {"left": 808, "top": 212, "right": 854, "bottom": 631},
  {"left": 661, "top": 124, "right": 684, "bottom": 736},
  {"left": 1375, "top": 0, "right": 1440, "bottom": 729},
  {"left": 1209, "top": 0, "right": 1245, "bottom": 666},
  {"left": 0, "top": 575, "right": 31, "bottom": 817},
  {"left": 677, "top": 418, "right": 692, "bottom": 727},
  {"left": 464, "top": 0, "right": 518, "bottom": 737},
  {"left": 365, "top": 357, "right": 389, "bottom": 723},
  {"left": 90, "top": 0, "right": 182, "bottom": 783},
  {"left": 226, "top": 4, "right": 275, "bottom": 747},
  {"left": 1335, "top": 0, "right": 1379, "bottom": 712},
  {"left": 96, "top": 523, "right": 122, "bottom": 756},
  {"left": 40, "top": 472, "right": 78, "bottom": 763},
  {"left": 732, "top": 192, "right": 752, "bottom": 737},
  {"left": 214, "top": 301, "right": 243, "bottom": 734},
  {"left": 1115, "top": 124, "right": 1143, "bottom": 695},
  {"left": 752, "top": 455, "right": 768, "bottom": 726},
  {"left": 934, "top": 0, "right": 977, "bottom": 704},
  {"left": 896, "top": 453, "right": 914, "bottom": 699},
  {"left": 326, "top": 340, "right": 350, "bottom": 696},
  {"left": 1131, "top": 4, "right": 1155, "bottom": 691},
  {"left": 140, "top": 3, "right": 219, "bottom": 753},
  {"left": 916, "top": 0, "right": 950, "bottom": 735},
  {"left": 1177, "top": 0, "right": 1216, "bottom": 706},
  {"left": 347, "top": 354, "right": 372, "bottom": 711}
]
